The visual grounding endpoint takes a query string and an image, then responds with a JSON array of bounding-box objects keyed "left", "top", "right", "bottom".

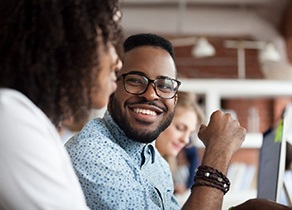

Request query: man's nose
[{"left": 140, "top": 83, "right": 160, "bottom": 101}]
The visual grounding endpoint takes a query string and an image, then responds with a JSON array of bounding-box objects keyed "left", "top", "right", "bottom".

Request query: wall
[{"left": 174, "top": 40, "right": 292, "bottom": 133}]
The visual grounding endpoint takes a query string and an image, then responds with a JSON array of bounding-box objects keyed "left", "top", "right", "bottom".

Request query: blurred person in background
[{"left": 155, "top": 91, "right": 204, "bottom": 197}]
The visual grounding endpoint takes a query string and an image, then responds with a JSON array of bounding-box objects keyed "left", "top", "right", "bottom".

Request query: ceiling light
[
  {"left": 259, "top": 42, "right": 281, "bottom": 63},
  {"left": 192, "top": 37, "right": 216, "bottom": 58},
  {"left": 224, "top": 40, "right": 281, "bottom": 79}
]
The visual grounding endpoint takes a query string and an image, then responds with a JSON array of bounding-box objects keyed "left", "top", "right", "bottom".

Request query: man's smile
[{"left": 133, "top": 108, "right": 157, "bottom": 116}]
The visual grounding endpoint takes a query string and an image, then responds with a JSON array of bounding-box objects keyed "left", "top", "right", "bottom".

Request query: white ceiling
[
  {"left": 120, "top": 0, "right": 292, "bottom": 79},
  {"left": 120, "top": 0, "right": 288, "bottom": 40}
]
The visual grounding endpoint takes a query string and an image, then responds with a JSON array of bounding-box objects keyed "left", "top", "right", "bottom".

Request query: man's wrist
[
  {"left": 201, "top": 147, "right": 233, "bottom": 174},
  {"left": 191, "top": 165, "right": 231, "bottom": 195}
]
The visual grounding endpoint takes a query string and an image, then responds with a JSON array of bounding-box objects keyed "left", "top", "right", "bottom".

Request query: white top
[{"left": 0, "top": 89, "right": 89, "bottom": 210}]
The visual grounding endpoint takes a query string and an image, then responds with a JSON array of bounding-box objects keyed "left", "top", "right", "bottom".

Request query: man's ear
[{"left": 174, "top": 93, "right": 178, "bottom": 106}]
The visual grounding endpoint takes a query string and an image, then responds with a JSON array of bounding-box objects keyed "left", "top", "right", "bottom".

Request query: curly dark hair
[{"left": 0, "top": 0, "right": 123, "bottom": 127}]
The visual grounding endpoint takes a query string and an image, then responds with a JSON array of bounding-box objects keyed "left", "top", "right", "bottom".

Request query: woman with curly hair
[{"left": 0, "top": 0, "right": 123, "bottom": 209}]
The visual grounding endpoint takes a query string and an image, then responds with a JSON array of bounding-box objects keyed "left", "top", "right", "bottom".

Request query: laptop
[{"left": 257, "top": 105, "right": 292, "bottom": 204}]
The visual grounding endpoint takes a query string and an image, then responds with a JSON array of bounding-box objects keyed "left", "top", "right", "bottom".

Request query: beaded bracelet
[{"left": 191, "top": 165, "right": 230, "bottom": 194}]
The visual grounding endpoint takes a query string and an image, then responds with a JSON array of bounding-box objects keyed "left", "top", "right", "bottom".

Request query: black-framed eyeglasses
[{"left": 117, "top": 72, "right": 181, "bottom": 99}]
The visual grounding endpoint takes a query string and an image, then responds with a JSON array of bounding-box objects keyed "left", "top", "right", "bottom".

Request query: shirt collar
[{"left": 103, "top": 111, "right": 155, "bottom": 167}]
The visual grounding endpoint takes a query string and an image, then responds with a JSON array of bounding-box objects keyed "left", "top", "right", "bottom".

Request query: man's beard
[{"left": 108, "top": 94, "right": 174, "bottom": 143}]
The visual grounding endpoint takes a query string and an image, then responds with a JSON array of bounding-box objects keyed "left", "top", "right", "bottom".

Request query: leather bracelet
[{"left": 191, "top": 165, "right": 230, "bottom": 194}]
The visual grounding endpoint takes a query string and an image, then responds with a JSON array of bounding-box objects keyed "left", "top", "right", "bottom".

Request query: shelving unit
[
  {"left": 179, "top": 79, "right": 292, "bottom": 120},
  {"left": 194, "top": 132, "right": 263, "bottom": 148},
  {"left": 179, "top": 78, "right": 292, "bottom": 148}
]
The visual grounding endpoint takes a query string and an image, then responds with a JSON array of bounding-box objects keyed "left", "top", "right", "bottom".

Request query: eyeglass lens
[{"left": 124, "top": 74, "right": 179, "bottom": 98}]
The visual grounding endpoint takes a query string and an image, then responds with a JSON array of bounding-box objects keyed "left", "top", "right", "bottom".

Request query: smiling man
[
  {"left": 65, "top": 33, "right": 246, "bottom": 210},
  {"left": 109, "top": 45, "right": 180, "bottom": 143},
  {"left": 66, "top": 33, "right": 181, "bottom": 209}
]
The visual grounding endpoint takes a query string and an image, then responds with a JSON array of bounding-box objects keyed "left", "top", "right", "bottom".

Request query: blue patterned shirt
[{"left": 65, "top": 112, "right": 180, "bottom": 210}]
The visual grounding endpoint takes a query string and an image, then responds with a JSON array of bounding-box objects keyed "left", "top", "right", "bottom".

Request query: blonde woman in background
[{"left": 155, "top": 91, "right": 205, "bottom": 196}]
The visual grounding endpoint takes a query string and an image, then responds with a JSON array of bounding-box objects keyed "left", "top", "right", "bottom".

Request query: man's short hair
[{"left": 123, "top": 33, "right": 174, "bottom": 59}]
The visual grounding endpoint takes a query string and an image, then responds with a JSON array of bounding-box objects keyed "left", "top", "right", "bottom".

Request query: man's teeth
[{"left": 133, "top": 108, "right": 157, "bottom": 116}]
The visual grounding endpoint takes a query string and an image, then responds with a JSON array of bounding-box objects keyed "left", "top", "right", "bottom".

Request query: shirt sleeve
[{"left": 0, "top": 90, "right": 89, "bottom": 210}]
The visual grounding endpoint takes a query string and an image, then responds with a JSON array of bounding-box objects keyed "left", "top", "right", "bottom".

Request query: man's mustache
[{"left": 126, "top": 100, "right": 167, "bottom": 112}]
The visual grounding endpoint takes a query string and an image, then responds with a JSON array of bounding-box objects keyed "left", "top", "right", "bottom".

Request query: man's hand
[{"left": 198, "top": 110, "right": 246, "bottom": 168}]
